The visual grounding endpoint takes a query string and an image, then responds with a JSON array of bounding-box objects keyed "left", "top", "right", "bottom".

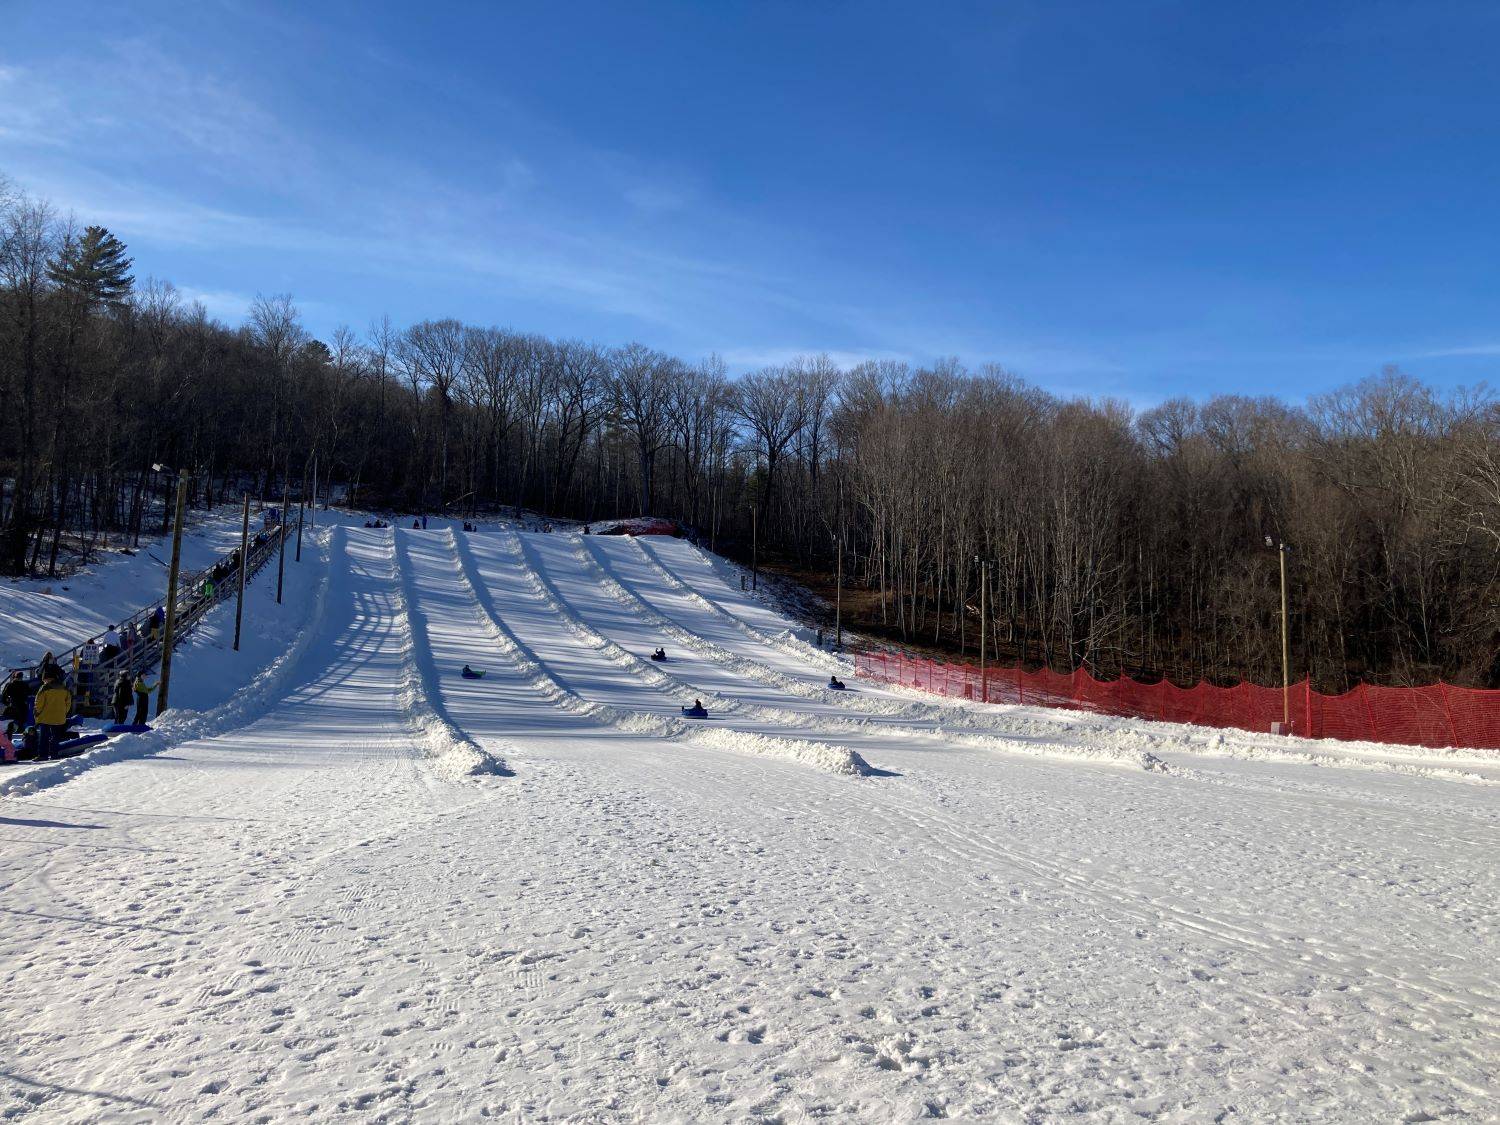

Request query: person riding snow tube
[
  {"left": 680, "top": 698, "right": 708, "bottom": 719},
  {"left": 461, "top": 665, "right": 486, "bottom": 679},
  {"left": 651, "top": 648, "right": 667, "bottom": 662},
  {"left": 828, "top": 676, "right": 846, "bottom": 691}
]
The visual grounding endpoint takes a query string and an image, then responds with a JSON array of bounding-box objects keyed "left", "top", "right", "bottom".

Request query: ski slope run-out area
[{"left": 2, "top": 526, "right": 1496, "bottom": 1122}]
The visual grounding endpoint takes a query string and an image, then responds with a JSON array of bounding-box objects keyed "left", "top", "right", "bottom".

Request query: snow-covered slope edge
[
  {"left": 455, "top": 532, "right": 871, "bottom": 777},
  {"left": 549, "top": 535, "right": 1165, "bottom": 772},
  {"left": 1, "top": 527, "right": 340, "bottom": 798},
  {"left": 391, "top": 531, "right": 511, "bottom": 779},
  {"left": 577, "top": 535, "right": 1167, "bottom": 772},
  {"left": 650, "top": 537, "right": 1495, "bottom": 780}
]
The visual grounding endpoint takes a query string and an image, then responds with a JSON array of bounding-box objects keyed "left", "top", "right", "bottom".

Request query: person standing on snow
[
  {"left": 33, "top": 671, "right": 72, "bottom": 760},
  {"left": 132, "top": 673, "right": 155, "bottom": 726},
  {"left": 2, "top": 671, "right": 31, "bottom": 735},
  {"left": 111, "top": 672, "right": 133, "bottom": 726}
]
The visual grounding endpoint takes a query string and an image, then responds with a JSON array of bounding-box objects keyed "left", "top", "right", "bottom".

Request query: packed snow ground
[{"left": 1, "top": 527, "right": 1496, "bottom": 1122}]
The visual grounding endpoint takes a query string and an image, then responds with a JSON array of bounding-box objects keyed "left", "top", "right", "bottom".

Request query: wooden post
[
  {"left": 276, "top": 475, "right": 290, "bottom": 604},
  {"left": 834, "top": 532, "right": 844, "bottom": 649},
  {"left": 310, "top": 453, "right": 318, "bottom": 528},
  {"left": 978, "top": 558, "right": 989, "bottom": 703},
  {"left": 233, "top": 493, "right": 250, "bottom": 652},
  {"left": 156, "top": 474, "right": 189, "bottom": 717},
  {"left": 296, "top": 497, "right": 305, "bottom": 562},
  {"left": 1279, "top": 542, "right": 1290, "bottom": 729},
  {"left": 750, "top": 505, "right": 758, "bottom": 591}
]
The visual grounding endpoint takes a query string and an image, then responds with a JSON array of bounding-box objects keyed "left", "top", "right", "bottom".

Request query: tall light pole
[
  {"left": 276, "top": 469, "right": 290, "bottom": 604},
  {"left": 834, "top": 531, "right": 844, "bottom": 650},
  {"left": 975, "top": 555, "right": 990, "bottom": 703},
  {"left": 1266, "top": 535, "right": 1291, "bottom": 731},
  {"left": 156, "top": 472, "right": 189, "bottom": 717},
  {"left": 233, "top": 493, "right": 250, "bottom": 652},
  {"left": 750, "top": 504, "right": 758, "bottom": 591}
]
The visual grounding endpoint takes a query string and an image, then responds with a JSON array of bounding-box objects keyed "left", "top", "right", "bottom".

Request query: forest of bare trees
[{"left": 3, "top": 179, "right": 1496, "bottom": 689}]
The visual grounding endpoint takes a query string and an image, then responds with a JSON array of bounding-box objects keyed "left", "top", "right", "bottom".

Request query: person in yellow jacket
[
  {"left": 33, "top": 672, "right": 72, "bottom": 760},
  {"left": 132, "top": 674, "right": 156, "bottom": 726}
]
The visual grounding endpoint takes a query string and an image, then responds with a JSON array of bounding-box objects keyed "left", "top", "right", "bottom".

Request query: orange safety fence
[{"left": 852, "top": 649, "right": 1500, "bottom": 750}]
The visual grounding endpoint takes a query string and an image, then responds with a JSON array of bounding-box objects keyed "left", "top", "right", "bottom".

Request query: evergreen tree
[{"left": 47, "top": 224, "right": 134, "bottom": 308}]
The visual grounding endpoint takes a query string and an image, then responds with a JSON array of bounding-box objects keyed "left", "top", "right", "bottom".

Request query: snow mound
[{"left": 393, "top": 531, "right": 511, "bottom": 779}]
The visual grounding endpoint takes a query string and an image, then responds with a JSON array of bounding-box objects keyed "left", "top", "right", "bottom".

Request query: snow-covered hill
[{"left": 1, "top": 526, "right": 1495, "bottom": 1121}]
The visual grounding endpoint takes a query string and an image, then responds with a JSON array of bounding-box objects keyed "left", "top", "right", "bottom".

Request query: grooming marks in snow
[
  {"left": 2, "top": 527, "right": 1498, "bottom": 1122},
  {"left": 452, "top": 530, "right": 873, "bottom": 776},
  {"left": 574, "top": 534, "right": 1166, "bottom": 771}
]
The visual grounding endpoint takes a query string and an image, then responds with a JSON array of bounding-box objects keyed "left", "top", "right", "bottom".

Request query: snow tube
[
  {"left": 106, "top": 723, "right": 153, "bottom": 733},
  {"left": 680, "top": 705, "right": 709, "bottom": 719},
  {"left": 57, "top": 732, "right": 110, "bottom": 754},
  {"left": 461, "top": 668, "right": 487, "bottom": 680},
  {"left": 650, "top": 653, "right": 667, "bottom": 662},
  {"left": 828, "top": 681, "right": 847, "bottom": 691}
]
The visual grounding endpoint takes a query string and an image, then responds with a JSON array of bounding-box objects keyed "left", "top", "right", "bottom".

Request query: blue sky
[{"left": 4, "top": 1, "right": 1498, "bottom": 403}]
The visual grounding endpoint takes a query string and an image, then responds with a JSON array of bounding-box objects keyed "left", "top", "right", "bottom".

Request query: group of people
[
  {"left": 2, "top": 664, "right": 154, "bottom": 762},
  {"left": 362, "top": 518, "right": 391, "bottom": 528}
]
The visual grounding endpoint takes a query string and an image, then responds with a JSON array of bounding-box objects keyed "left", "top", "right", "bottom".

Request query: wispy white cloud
[
  {"left": 175, "top": 285, "right": 257, "bottom": 323},
  {"left": 1406, "top": 343, "right": 1500, "bottom": 359},
  {"left": 719, "top": 347, "right": 912, "bottom": 372}
]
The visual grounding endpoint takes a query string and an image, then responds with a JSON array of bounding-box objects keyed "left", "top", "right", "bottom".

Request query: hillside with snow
[{"left": 1, "top": 524, "right": 1496, "bottom": 1122}]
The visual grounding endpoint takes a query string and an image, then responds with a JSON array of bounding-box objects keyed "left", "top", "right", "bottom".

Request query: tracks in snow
[{"left": 449, "top": 530, "right": 872, "bottom": 777}]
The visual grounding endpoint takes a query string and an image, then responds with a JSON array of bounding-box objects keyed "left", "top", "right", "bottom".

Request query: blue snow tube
[
  {"left": 680, "top": 704, "right": 709, "bottom": 719},
  {"left": 650, "top": 652, "right": 667, "bottom": 662},
  {"left": 828, "top": 681, "right": 847, "bottom": 691},
  {"left": 57, "top": 732, "right": 110, "bottom": 754},
  {"left": 461, "top": 668, "right": 487, "bottom": 680}
]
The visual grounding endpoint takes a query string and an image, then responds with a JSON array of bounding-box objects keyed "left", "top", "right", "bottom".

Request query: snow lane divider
[
  {"left": 391, "top": 530, "right": 512, "bottom": 779},
  {"left": 0, "top": 525, "right": 343, "bottom": 799},
  {"left": 452, "top": 531, "right": 874, "bottom": 777}
]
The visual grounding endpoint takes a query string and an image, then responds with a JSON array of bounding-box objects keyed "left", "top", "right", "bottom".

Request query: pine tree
[{"left": 47, "top": 224, "right": 135, "bottom": 308}]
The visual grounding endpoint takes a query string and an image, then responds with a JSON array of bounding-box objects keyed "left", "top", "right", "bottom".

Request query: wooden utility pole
[
  {"left": 156, "top": 474, "right": 189, "bottom": 717},
  {"left": 233, "top": 493, "right": 250, "bottom": 651},
  {"left": 750, "top": 506, "right": 759, "bottom": 591},
  {"left": 977, "top": 556, "right": 990, "bottom": 703},
  {"left": 296, "top": 497, "right": 305, "bottom": 562},
  {"left": 835, "top": 532, "right": 844, "bottom": 649},
  {"left": 1278, "top": 540, "right": 1291, "bottom": 729},
  {"left": 309, "top": 453, "right": 318, "bottom": 528},
  {"left": 276, "top": 473, "right": 290, "bottom": 604}
]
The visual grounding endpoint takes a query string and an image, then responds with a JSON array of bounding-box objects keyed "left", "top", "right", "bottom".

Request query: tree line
[{"left": 3, "top": 176, "right": 1496, "bottom": 689}]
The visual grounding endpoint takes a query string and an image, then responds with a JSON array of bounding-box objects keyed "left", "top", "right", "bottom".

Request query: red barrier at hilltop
[{"left": 853, "top": 649, "right": 1500, "bottom": 750}]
